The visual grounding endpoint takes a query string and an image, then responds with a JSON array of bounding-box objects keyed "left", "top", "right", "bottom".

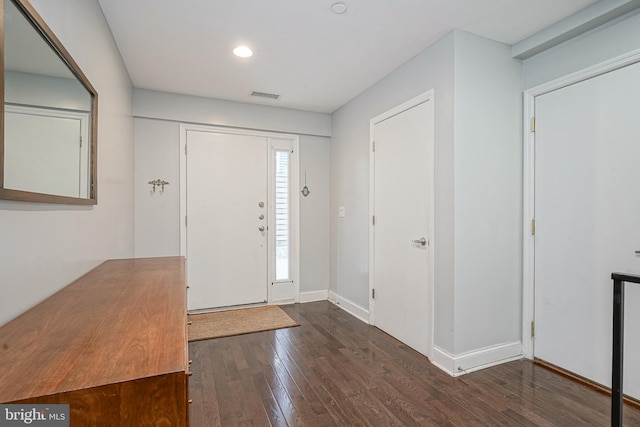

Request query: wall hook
[{"left": 149, "top": 179, "right": 169, "bottom": 195}]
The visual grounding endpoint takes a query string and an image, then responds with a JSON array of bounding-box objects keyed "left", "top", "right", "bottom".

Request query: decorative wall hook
[
  {"left": 149, "top": 179, "right": 169, "bottom": 195},
  {"left": 301, "top": 172, "right": 310, "bottom": 197}
]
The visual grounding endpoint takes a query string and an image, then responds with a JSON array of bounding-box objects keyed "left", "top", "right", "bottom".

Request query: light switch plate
[{"left": 338, "top": 207, "right": 346, "bottom": 218}]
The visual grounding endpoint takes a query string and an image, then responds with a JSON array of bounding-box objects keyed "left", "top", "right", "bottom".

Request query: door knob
[
  {"left": 259, "top": 226, "right": 265, "bottom": 232},
  {"left": 412, "top": 237, "right": 427, "bottom": 246}
]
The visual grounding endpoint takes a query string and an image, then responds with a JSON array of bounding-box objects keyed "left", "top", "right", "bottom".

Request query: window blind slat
[{"left": 274, "top": 150, "right": 290, "bottom": 282}]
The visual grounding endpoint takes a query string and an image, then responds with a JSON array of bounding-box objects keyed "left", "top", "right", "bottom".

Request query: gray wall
[
  {"left": 523, "top": 9, "right": 640, "bottom": 89},
  {"left": 133, "top": 90, "right": 331, "bottom": 297},
  {"left": 332, "top": 33, "right": 456, "bottom": 343},
  {"left": 5, "top": 71, "right": 90, "bottom": 110},
  {"left": 0, "top": 0, "right": 135, "bottom": 326},
  {"left": 134, "top": 118, "right": 181, "bottom": 257},
  {"left": 452, "top": 31, "right": 523, "bottom": 354},
  {"left": 299, "top": 136, "right": 331, "bottom": 296},
  {"left": 331, "top": 30, "right": 523, "bottom": 360},
  {"left": 134, "top": 89, "right": 331, "bottom": 136}
]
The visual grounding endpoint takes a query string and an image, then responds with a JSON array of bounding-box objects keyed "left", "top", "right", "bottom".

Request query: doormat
[{"left": 187, "top": 305, "right": 299, "bottom": 342}]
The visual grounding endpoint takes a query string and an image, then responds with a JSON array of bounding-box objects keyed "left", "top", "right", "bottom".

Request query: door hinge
[
  {"left": 531, "top": 116, "right": 536, "bottom": 133},
  {"left": 372, "top": 289, "right": 375, "bottom": 299},
  {"left": 372, "top": 141, "right": 376, "bottom": 152},
  {"left": 531, "top": 219, "right": 536, "bottom": 236},
  {"left": 372, "top": 215, "right": 376, "bottom": 226},
  {"left": 79, "top": 135, "right": 83, "bottom": 148},
  {"left": 531, "top": 321, "right": 535, "bottom": 338},
  {"left": 184, "top": 144, "right": 187, "bottom": 155},
  {"left": 185, "top": 215, "right": 188, "bottom": 227}
]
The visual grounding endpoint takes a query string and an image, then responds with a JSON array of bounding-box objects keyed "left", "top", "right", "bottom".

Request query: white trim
[
  {"left": 299, "top": 290, "right": 329, "bottom": 303},
  {"left": 368, "top": 90, "right": 436, "bottom": 358},
  {"left": 521, "top": 93, "right": 536, "bottom": 360},
  {"left": 267, "top": 137, "right": 301, "bottom": 304},
  {"left": 328, "top": 290, "right": 337, "bottom": 303},
  {"left": 328, "top": 291, "right": 370, "bottom": 324},
  {"left": 269, "top": 280, "right": 296, "bottom": 305},
  {"left": 522, "top": 48, "right": 640, "bottom": 359},
  {"left": 179, "top": 124, "right": 188, "bottom": 257},
  {"left": 430, "top": 347, "right": 456, "bottom": 374},
  {"left": 179, "top": 123, "right": 300, "bottom": 305},
  {"left": 431, "top": 342, "right": 523, "bottom": 377},
  {"left": 368, "top": 121, "right": 375, "bottom": 323},
  {"left": 527, "top": 48, "right": 640, "bottom": 97}
]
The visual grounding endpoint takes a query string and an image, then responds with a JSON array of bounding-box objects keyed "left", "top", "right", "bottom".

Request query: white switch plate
[{"left": 338, "top": 207, "right": 346, "bottom": 218}]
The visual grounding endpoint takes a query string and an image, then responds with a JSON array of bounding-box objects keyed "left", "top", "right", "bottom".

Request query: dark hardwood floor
[{"left": 188, "top": 301, "right": 640, "bottom": 426}]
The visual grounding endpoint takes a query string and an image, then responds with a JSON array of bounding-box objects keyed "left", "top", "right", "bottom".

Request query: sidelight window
[{"left": 274, "top": 149, "right": 290, "bottom": 282}]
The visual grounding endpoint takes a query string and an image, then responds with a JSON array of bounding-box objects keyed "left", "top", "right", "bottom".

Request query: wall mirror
[{"left": 0, "top": 0, "right": 98, "bottom": 204}]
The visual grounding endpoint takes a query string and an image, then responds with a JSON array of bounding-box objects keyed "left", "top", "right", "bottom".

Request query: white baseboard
[
  {"left": 431, "top": 341, "right": 523, "bottom": 377},
  {"left": 328, "top": 291, "right": 370, "bottom": 324},
  {"left": 328, "top": 290, "right": 337, "bottom": 303},
  {"left": 270, "top": 281, "right": 295, "bottom": 303},
  {"left": 270, "top": 298, "right": 296, "bottom": 305},
  {"left": 299, "top": 290, "right": 329, "bottom": 303}
]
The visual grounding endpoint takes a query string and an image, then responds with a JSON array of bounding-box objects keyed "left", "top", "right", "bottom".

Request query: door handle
[
  {"left": 412, "top": 237, "right": 427, "bottom": 246},
  {"left": 259, "top": 226, "right": 265, "bottom": 232}
]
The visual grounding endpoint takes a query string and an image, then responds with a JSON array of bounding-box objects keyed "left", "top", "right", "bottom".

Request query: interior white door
[
  {"left": 186, "top": 130, "right": 268, "bottom": 311},
  {"left": 372, "top": 97, "right": 433, "bottom": 357},
  {"left": 4, "top": 110, "right": 82, "bottom": 197},
  {"left": 534, "top": 61, "right": 640, "bottom": 398}
]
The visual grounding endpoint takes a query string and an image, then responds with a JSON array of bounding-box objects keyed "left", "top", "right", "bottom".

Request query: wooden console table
[{"left": 0, "top": 256, "right": 188, "bottom": 426}]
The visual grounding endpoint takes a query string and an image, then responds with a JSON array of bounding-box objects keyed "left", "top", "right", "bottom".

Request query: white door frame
[
  {"left": 179, "top": 123, "right": 300, "bottom": 305},
  {"left": 522, "top": 49, "right": 640, "bottom": 359},
  {"left": 368, "top": 90, "right": 436, "bottom": 358}
]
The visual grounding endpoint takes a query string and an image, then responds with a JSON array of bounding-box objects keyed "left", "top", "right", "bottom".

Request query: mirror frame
[{"left": 0, "top": 0, "right": 98, "bottom": 205}]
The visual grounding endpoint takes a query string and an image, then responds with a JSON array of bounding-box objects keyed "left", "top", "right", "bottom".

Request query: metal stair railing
[{"left": 611, "top": 272, "right": 640, "bottom": 426}]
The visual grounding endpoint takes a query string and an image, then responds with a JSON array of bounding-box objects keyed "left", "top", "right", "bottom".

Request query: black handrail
[{"left": 611, "top": 272, "right": 640, "bottom": 427}]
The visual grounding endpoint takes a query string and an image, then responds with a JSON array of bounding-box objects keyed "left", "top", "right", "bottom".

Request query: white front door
[
  {"left": 534, "top": 61, "right": 640, "bottom": 398},
  {"left": 371, "top": 92, "right": 434, "bottom": 357},
  {"left": 186, "top": 130, "right": 269, "bottom": 310}
]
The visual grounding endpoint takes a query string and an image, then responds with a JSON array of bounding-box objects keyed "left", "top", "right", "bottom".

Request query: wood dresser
[{"left": 0, "top": 256, "right": 189, "bottom": 426}]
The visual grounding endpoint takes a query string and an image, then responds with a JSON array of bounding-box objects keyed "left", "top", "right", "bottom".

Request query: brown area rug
[{"left": 188, "top": 305, "right": 299, "bottom": 342}]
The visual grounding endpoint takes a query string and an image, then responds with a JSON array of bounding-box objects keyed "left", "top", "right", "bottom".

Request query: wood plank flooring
[{"left": 188, "top": 301, "right": 640, "bottom": 426}]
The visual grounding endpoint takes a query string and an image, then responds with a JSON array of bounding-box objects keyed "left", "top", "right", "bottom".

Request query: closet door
[
  {"left": 371, "top": 94, "right": 434, "bottom": 357},
  {"left": 534, "top": 61, "right": 640, "bottom": 398}
]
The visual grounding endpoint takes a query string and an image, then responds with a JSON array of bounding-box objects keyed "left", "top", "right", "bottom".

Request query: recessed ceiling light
[
  {"left": 331, "top": 2, "right": 347, "bottom": 14},
  {"left": 233, "top": 46, "right": 253, "bottom": 58}
]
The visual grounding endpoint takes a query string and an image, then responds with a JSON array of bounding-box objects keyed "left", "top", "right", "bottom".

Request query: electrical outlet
[{"left": 338, "top": 207, "right": 346, "bottom": 218}]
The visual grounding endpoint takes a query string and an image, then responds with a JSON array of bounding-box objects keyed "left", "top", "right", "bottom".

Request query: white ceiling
[{"left": 97, "top": 0, "right": 599, "bottom": 113}]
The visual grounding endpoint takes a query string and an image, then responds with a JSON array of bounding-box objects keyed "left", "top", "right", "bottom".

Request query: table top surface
[{"left": 0, "top": 257, "right": 187, "bottom": 402}]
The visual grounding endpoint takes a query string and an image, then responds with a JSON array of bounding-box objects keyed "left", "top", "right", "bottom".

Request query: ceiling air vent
[{"left": 251, "top": 91, "right": 280, "bottom": 100}]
